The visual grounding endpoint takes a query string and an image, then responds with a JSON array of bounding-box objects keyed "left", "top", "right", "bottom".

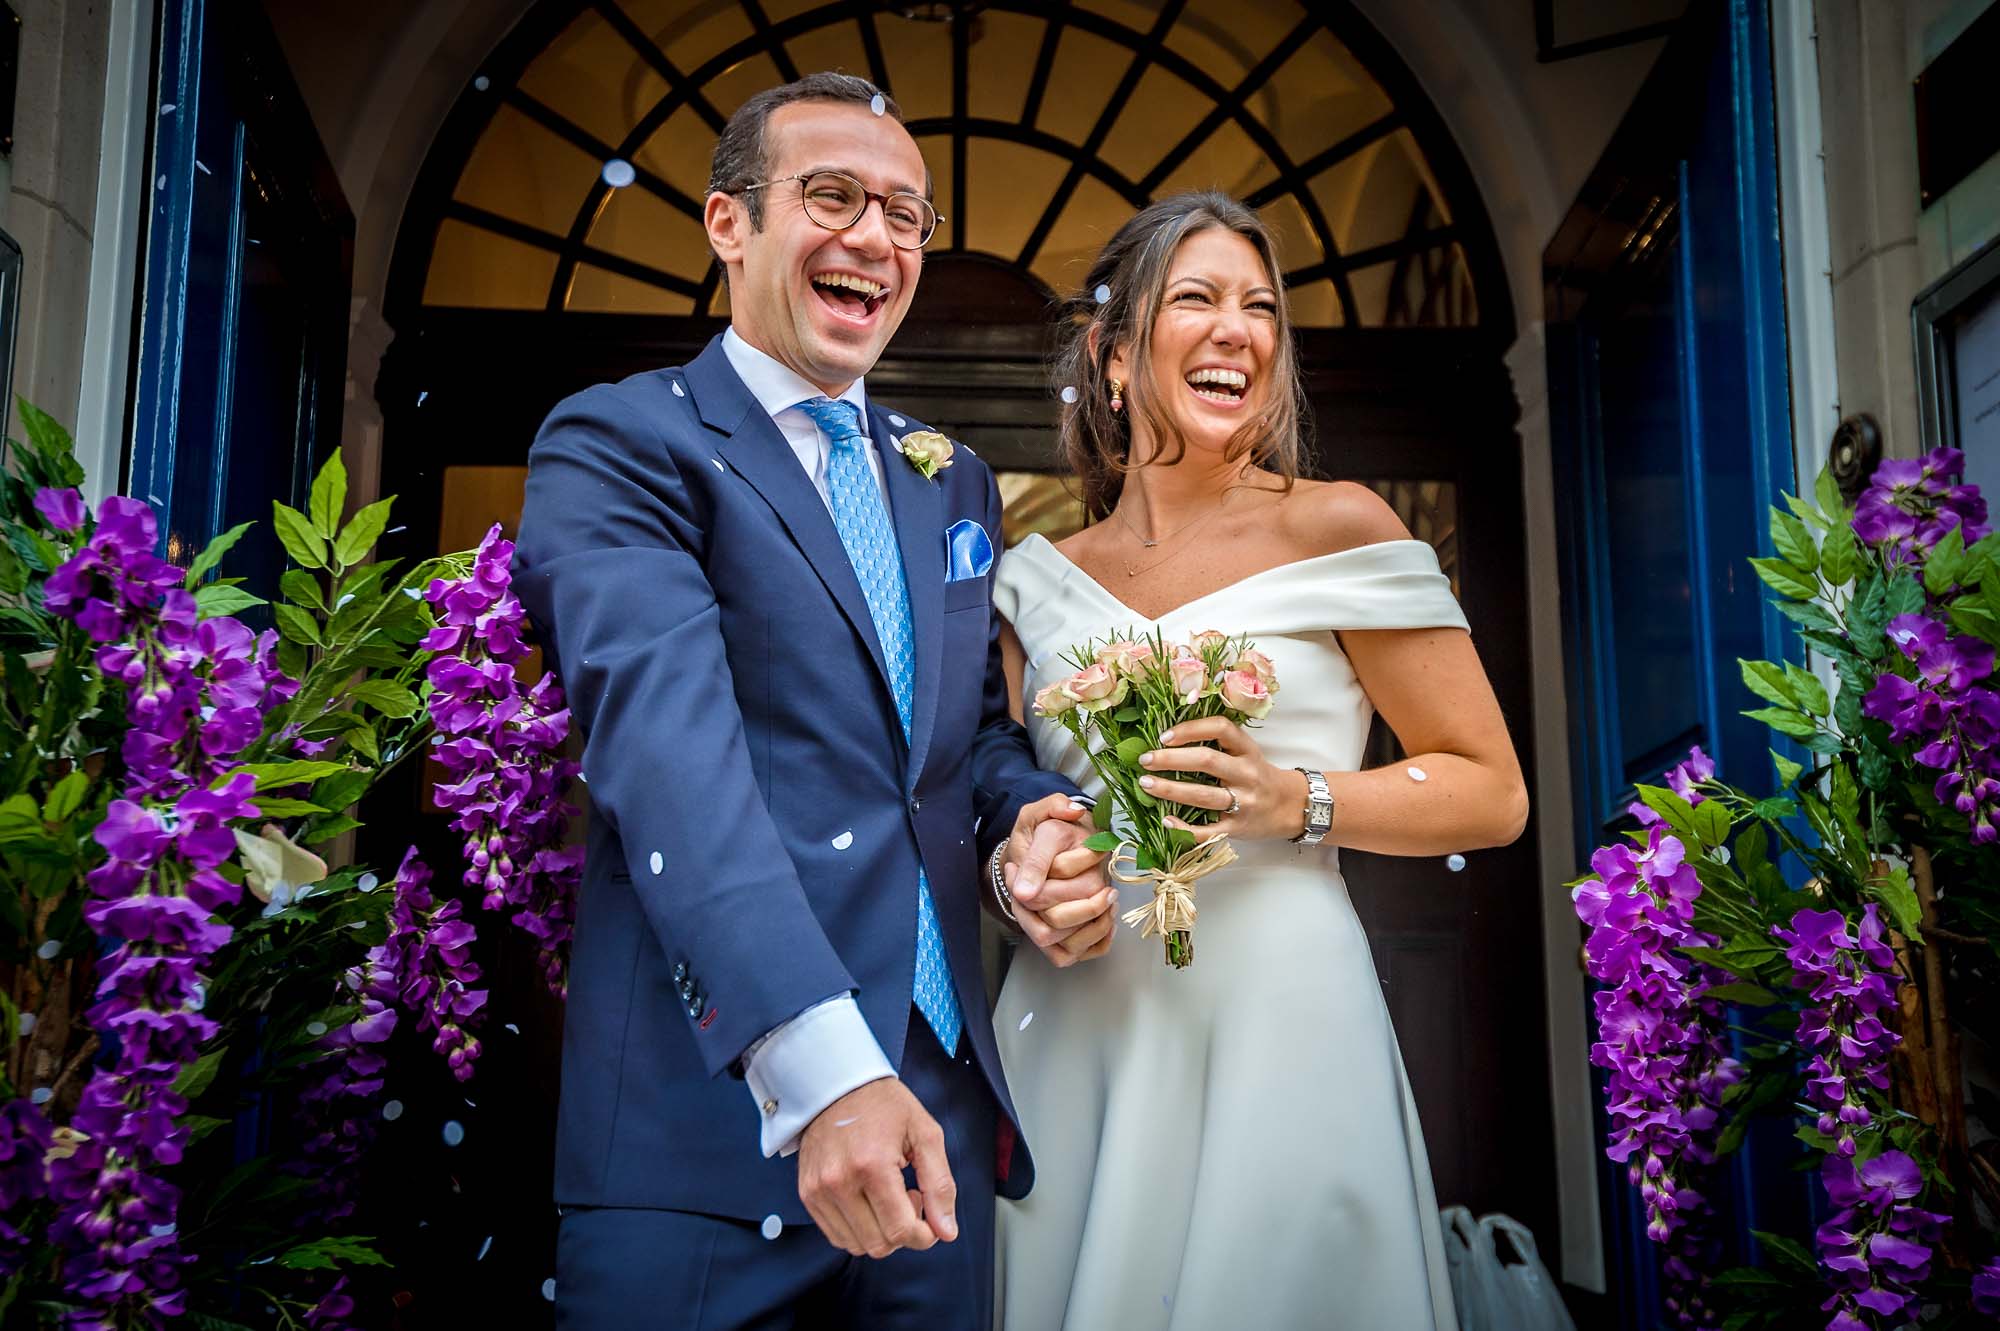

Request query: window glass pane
[
  {"left": 1256, "top": 190, "right": 1323, "bottom": 278},
  {"left": 567, "top": 264, "right": 697, "bottom": 315},
  {"left": 967, "top": 12, "right": 1047, "bottom": 124},
  {"left": 997, "top": 472, "right": 1087, "bottom": 547},
  {"left": 454, "top": 105, "right": 599, "bottom": 236},
  {"left": 876, "top": 15, "right": 954, "bottom": 122},
  {"left": 1036, "top": 26, "right": 1131, "bottom": 147},
  {"left": 588, "top": 184, "right": 710, "bottom": 279},
  {"left": 1070, "top": 0, "right": 1166, "bottom": 38},
  {"left": 1030, "top": 174, "right": 1130, "bottom": 295},
  {"left": 616, "top": 0, "right": 755, "bottom": 78},
  {"left": 1155, "top": 116, "right": 1278, "bottom": 202},
  {"left": 634, "top": 103, "right": 718, "bottom": 201},
  {"left": 967, "top": 140, "right": 1069, "bottom": 258},
  {"left": 1347, "top": 245, "right": 1477, "bottom": 327},
  {"left": 517, "top": 9, "right": 663, "bottom": 149},
  {"left": 780, "top": 19, "right": 871, "bottom": 92},
  {"left": 1098, "top": 64, "right": 1210, "bottom": 184},
  {"left": 1259, "top": 29, "right": 1391, "bottom": 167},
  {"left": 1284, "top": 277, "right": 1342, "bottom": 328},
  {"left": 441, "top": 466, "right": 527, "bottom": 556},
  {"left": 697, "top": 50, "right": 787, "bottom": 118},
  {"left": 1165, "top": 0, "right": 1298, "bottom": 84},
  {"left": 914, "top": 134, "right": 954, "bottom": 251},
  {"left": 1308, "top": 127, "right": 1450, "bottom": 259},
  {"left": 424, "top": 220, "right": 559, "bottom": 308}
]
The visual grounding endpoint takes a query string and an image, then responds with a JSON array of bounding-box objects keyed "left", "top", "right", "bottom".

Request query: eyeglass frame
[{"left": 728, "top": 170, "right": 944, "bottom": 250}]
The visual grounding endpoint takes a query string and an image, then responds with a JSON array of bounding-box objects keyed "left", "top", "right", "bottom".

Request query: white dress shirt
[{"left": 719, "top": 327, "right": 898, "bottom": 1158}]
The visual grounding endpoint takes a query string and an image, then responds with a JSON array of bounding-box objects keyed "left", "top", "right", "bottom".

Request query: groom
[{"left": 515, "top": 73, "right": 1114, "bottom": 1329}]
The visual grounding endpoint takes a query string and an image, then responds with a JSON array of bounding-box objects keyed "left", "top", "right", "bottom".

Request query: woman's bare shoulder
[{"left": 1276, "top": 478, "right": 1412, "bottom": 557}]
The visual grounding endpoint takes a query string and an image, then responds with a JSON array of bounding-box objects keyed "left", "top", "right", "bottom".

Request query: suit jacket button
[
  {"left": 687, "top": 997, "right": 704, "bottom": 1018},
  {"left": 678, "top": 980, "right": 694, "bottom": 1000},
  {"left": 908, "top": 797, "right": 922, "bottom": 812},
  {"left": 673, "top": 962, "right": 688, "bottom": 983}
]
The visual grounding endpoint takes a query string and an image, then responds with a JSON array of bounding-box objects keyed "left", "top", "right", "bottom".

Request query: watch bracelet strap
[{"left": 1292, "top": 766, "right": 1332, "bottom": 845}]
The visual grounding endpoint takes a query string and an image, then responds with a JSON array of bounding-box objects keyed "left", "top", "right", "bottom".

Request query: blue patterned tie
[{"left": 795, "top": 396, "right": 962, "bottom": 1056}]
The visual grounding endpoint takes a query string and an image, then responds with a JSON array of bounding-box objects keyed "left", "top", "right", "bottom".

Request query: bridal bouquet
[{"left": 1034, "top": 629, "right": 1277, "bottom": 968}]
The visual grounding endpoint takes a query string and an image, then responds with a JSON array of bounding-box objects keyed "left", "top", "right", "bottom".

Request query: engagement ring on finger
[{"left": 1223, "top": 785, "right": 1241, "bottom": 815}]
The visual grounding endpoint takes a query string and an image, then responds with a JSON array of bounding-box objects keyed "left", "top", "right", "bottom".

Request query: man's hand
[
  {"left": 1006, "top": 794, "right": 1116, "bottom": 967},
  {"left": 797, "top": 1077, "right": 956, "bottom": 1258}
]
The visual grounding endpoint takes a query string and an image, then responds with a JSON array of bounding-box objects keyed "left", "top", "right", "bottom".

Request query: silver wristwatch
[{"left": 1292, "top": 767, "right": 1332, "bottom": 845}]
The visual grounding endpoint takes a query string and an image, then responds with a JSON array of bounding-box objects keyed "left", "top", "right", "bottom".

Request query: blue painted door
[
  {"left": 127, "top": 0, "right": 351, "bottom": 595},
  {"left": 1547, "top": 0, "right": 1807, "bottom": 1323}
]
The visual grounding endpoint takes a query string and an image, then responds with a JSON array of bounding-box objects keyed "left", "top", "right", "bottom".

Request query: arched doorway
[{"left": 368, "top": 1, "right": 1550, "bottom": 1317}]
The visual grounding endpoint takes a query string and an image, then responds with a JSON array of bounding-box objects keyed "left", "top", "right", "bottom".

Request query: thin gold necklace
[{"left": 1114, "top": 496, "right": 1229, "bottom": 578}]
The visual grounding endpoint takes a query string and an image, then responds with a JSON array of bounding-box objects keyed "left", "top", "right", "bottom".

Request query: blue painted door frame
[
  {"left": 127, "top": 0, "right": 351, "bottom": 595},
  {"left": 1547, "top": 1, "right": 1809, "bottom": 1323}
]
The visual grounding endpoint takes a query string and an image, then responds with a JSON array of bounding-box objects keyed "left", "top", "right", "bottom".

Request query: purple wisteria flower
[
  {"left": 1812, "top": 1149, "right": 1947, "bottom": 1327},
  {"left": 1773, "top": 905, "right": 1900, "bottom": 1158},
  {"left": 1973, "top": 1256, "right": 2000, "bottom": 1316},
  {"left": 0, "top": 1097, "right": 54, "bottom": 1276},
  {"left": 424, "top": 525, "right": 582, "bottom": 996},
  {"left": 1631, "top": 746, "right": 1716, "bottom": 827},
  {"left": 33, "top": 486, "right": 87, "bottom": 534},
  {"left": 1850, "top": 446, "right": 1989, "bottom": 567},
  {"left": 1574, "top": 817, "right": 1742, "bottom": 1328},
  {"left": 1861, "top": 612, "right": 2000, "bottom": 845}
]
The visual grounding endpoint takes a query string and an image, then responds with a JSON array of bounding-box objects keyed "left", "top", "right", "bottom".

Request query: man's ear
[{"left": 705, "top": 191, "right": 749, "bottom": 268}]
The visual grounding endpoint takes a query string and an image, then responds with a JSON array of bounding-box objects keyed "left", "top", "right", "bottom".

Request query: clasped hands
[{"left": 796, "top": 792, "right": 1112, "bottom": 1259}]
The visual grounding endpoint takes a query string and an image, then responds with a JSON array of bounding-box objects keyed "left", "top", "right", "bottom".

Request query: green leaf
[
  {"left": 1772, "top": 751, "right": 1804, "bottom": 787},
  {"left": 227, "top": 760, "right": 352, "bottom": 789},
  {"left": 1784, "top": 663, "right": 1829, "bottom": 717},
  {"left": 1770, "top": 509, "right": 1819, "bottom": 574},
  {"left": 274, "top": 1235, "right": 392, "bottom": 1272},
  {"left": 0, "top": 537, "right": 25, "bottom": 597},
  {"left": 1112, "top": 706, "right": 1142, "bottom": 724},
  {"left": 1692, "top": 798, "right": 1731, "bottom": 848},
  {"left": 1751, "top": 796, "right": 1797, "bottom": 822},
  {"left": 1750, "top": 1230, "right": 1822, "bottom": 1277},
  {"left": 1114, "top": 736, "right": 1149, "bottom": 768},
  {"left": 309, "top": 769, "right": 373, "bottom": 813},
  {"left": 1865, "top": 864, "right": 1922, "bottom": 939},
  {"left": 1772, "top": 597, "right": 1839, "bottom": 632},
  {"left": 174, "top": 1049, "right": 226, "bottom": 1099},
  {"left": 1923, "top": 524, "right": 1968, "bottom": 595},
  {"left": 181, "top": 1114, "right": 232, "bottom": 1146},
  {"left": 247, "top": 797, "right": 328, "bottom": 818},
  {"left": 301, "top": 814, "right": 364, "bottom": 844},
  {"left": 1082, "top": 831, "right": 1120, "bottom": 853},
  {"left": 1820, "top": 521, "right": 1858, "bottom": 587},
  {"left": 1703, "top": 981, "right": 1780, "bottom": 1006},
  {"left": 185, "top": 521, "right": 254, "bottom": 587},
  {"left": 272, "top": 603, "right": 323, "bottom": 648},
  {"left": 1814, "top": 467, "right": 1847, "bottom": 523},
  {"left": 41, "top": 771, "right": 89, "bottom": 823},
  {"left": 1739, "top": 659, "right": 1800, "bottom": 709},
  {"left": 1635, "top": 784, "right": 1697, "bottom": 838},
  {"left": 333, "top": 497, "right": 395, "bottom": 567},
  {"left": 1782, "top": 492, "right": 1828, "bottom": 530},
  {"left": 1749, "top": 557, "right": 1817, "bottom": 601},
  {"left": 309, "top": 452, "right": 348, "bottom": 539},
  {"left": 1092, "top": 799, "right": 1114, "bottom": 831},
  {"left": 0, "top": 794, "right": 41, "bottom": 842},
  {"left": 14, "top": 398, "right": 74, "bottom": 460},
  {"left": 194, "top": 583, "right": 268, "bottom": 619},
  {"left": 1743, "top": 705, "right": 1817, "bottom": 740},
  {"left": 271, "top": 502, "right": 327, "bottom": 569},
  {"left": 1885, "top": 574, "right": 1926, "bottom": 619},
  {"left": 280, "top": 568, "right": 327, "bottom": 611},
  {"left": 345, "top": 725, "right": 381, "bottom": 764},
  {"left": 346, "top": 680, "right": 419, "bottom": 719}
]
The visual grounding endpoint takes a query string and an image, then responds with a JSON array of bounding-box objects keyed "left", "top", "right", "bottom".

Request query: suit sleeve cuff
[{"left": 743, "top": 994, "right": 895, "bottom": 1159}]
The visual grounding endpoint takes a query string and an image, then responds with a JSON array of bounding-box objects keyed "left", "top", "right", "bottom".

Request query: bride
[{"left": 989, "top": 192, "right": 1529, "bottom": 1330}]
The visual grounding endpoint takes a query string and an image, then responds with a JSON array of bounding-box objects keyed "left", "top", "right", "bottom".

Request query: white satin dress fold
[{"left": 991, "top": 534, "right": 1466, "bottom": 1331}]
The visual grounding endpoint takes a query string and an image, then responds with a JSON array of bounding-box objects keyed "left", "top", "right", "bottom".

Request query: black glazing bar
[
  {"left": 444, "top": 202, "right": 701, "bottom": 300},
  {"left": 593, "top": 0, "right": 729, "bottom": 133},
  {"left": 1136, "top": 14, "right": 1319, "bottom": 197},
  {"left": 740, "top": 0, "right": 801, "bottom": 84},
  {"left": 507, "top": 88, "right": 706, "bottom": 220},
  {"left": 857, "top": 8, "right": 892, "bottom": 93},
  {"left": 1020, "top": 12, "right": 1064, "bottom": 128},
  {"left": 952, "top": 8, "right": 969, "bottom": 249}
]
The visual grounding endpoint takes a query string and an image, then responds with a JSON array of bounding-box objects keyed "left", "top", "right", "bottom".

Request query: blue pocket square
[{"left": 946, "top": 518, "right": 995, "bottom": 581}]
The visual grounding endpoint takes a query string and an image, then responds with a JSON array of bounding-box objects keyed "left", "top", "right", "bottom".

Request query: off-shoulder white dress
[{"left": 991, "top": 534, "right": 1465, "bottom": 1331}]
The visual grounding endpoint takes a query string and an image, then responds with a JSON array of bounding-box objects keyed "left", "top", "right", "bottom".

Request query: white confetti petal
[
  {"left": 505, "top": 1023, "right": 521, "bottom": 1035},
  {"left": 357, "top": 872, "right": 379, "bottom": 892},
  {"left": 160, "top": 103, "right": 176, "bottom": 114},
  {"left": 832, "top": 831, "right": 854, "bottom": 851},
  {"left": 834, "top": 1117, "right": 859, "bottom": 1127},
  {"left": 1713, "top": 846, "right": 1732, "bottom": 865},
  {"left": 869, "top": 94, "right": 886, "bottom": 116},
  {"left": 151, "top": 1222, "right": 177, "bottom": 1238},
  {"left": 1406, "top": 766, "right": 1428, "bottom": 783},
  {"left": 712, "top": 459, "right": 725, "bottom": 473},
  {"left": 1446, "top": 853, "right": 1466, "bottom": 873},
  {"left": 1018, "top": 1012, "right": 1034, "bottom": 1031},
  {"left": 1059, "top": 386, "right": 1078, "bottom": 404},
  {"left": 600, "top": 158, "right": 636, "bottom": 189},
  {"left": 381, "top": 1099, "right": 404, "bottom": 1121},
  {"left": 649, "top": 851, "right": 665, "bottom": 875},
  {"left": 474, "top": 76, "right": 492, "bottom": 92},
  {"left": 195, "top": 159, "right": 211, "bottom": 175},
  {"left": 889, "top": 414, "right": 906, "bottom": 427},
  {"left": 442, "top": 1120, "right": 466, "bottom": 1147},
  {"left": 672, "top": 381, "right": 686, "bottom": 397},
  {"left": 417, "top": 390, "right": 429, "bottom": 407},
  {"left": 335, "top": 593, "right": 355, "bottom": 609},
  {"left": 29, "top": 1088, "right": 52, "bottom": 1105},
  {"left": 761, "top": 1214, "right": 784, "bottom": 1240},
  {"left": 541, "top": 1278, "right": 556, "bottom": 1302},
  {"left": 17, "top": 1013, "right": 35, "bottom": 1037},
  {"left": 306, "top": 1021, "right": 329, "bottom": 1037},
  {"left": 477, "top": 1235, "right": 493, "bottom": 1261},
  {"left": 35, "top": 940, "right": 59, "bottom": 960},
  {"left": 1094, "top": 284, "right": 1112, "bottom": 305},
  {"left": 156, "top": 175, "right": 167, "bottom": 190},
  {"left": 403, "top": 587, "right": 423, "bottom": 599}
]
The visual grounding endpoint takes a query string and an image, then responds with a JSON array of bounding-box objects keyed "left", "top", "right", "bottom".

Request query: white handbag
[{"left": 1441, "top": 1207, "right": 1577, "bottom": 1331}]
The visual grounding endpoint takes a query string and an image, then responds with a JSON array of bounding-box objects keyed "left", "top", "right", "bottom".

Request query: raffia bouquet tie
[{"left": 1110, "top": 833, "right": 1236, "bottom": 969}]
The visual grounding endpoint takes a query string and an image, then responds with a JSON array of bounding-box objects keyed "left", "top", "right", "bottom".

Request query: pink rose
[
  {"left": 1218, "top": 669, "right": 1273, "bottom": 719},
  {"left": 1061, "top": 662, "right": 1129, "bottom": 713},
  {"left": 1096, "top": 638, "right": 1156, "bottom": 676},
  {"left": 1169, "top": 652, "right": 1207, "bottom": 702},
  {"left": 1034, "top": 680, "right": 1078, "bottom": 716},
  {"left": 1232, "top": 648, "right": 1279, "bottom": 694},
  {"left": 1187, "top": 630, "right": 1230, "bottom": 654}
]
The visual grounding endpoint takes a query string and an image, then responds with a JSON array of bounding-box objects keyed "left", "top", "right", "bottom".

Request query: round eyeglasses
[{"left": 734, "top": 170, "right": 941, "bottom": 250}]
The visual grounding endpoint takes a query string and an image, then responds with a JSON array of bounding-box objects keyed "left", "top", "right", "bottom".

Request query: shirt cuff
[{"left": 743, "top": 994, "right": 895, "bottom": 1158}]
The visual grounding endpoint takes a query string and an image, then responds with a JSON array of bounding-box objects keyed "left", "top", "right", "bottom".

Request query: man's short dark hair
[{"left": 707, "top": 72, "right": 907, "bottom": 229}]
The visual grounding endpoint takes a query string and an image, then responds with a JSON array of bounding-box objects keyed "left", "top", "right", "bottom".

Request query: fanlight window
[{"left": 418, "top": 0, "right": 1478, "bottom": 327}]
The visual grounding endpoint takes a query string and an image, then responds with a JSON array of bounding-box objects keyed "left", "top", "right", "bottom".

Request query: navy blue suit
[{"left": 514, "top": 336, "right": 1070, "bottom": 1327}]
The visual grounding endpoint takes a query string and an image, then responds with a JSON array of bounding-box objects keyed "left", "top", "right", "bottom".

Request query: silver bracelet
[{"left": 988, "top": 836, "right": 1018, "bottom": 926}]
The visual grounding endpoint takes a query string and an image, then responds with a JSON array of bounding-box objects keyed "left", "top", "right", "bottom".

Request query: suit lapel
[
  {"left": 683, "top": 339, "right": 896, "bottom": 702},
  {"left": 876, "top": 404, "right": 943, "bottom": 788}
]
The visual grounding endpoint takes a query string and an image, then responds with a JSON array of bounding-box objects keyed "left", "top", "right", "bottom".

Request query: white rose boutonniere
[{"left": 897, "top": 430, "right": 954, "bottom": 481}]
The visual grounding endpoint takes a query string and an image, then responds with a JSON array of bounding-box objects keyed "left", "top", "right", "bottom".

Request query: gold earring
[{"left": 1109, "top": 378, "right": 1124, "bottom": 412}]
